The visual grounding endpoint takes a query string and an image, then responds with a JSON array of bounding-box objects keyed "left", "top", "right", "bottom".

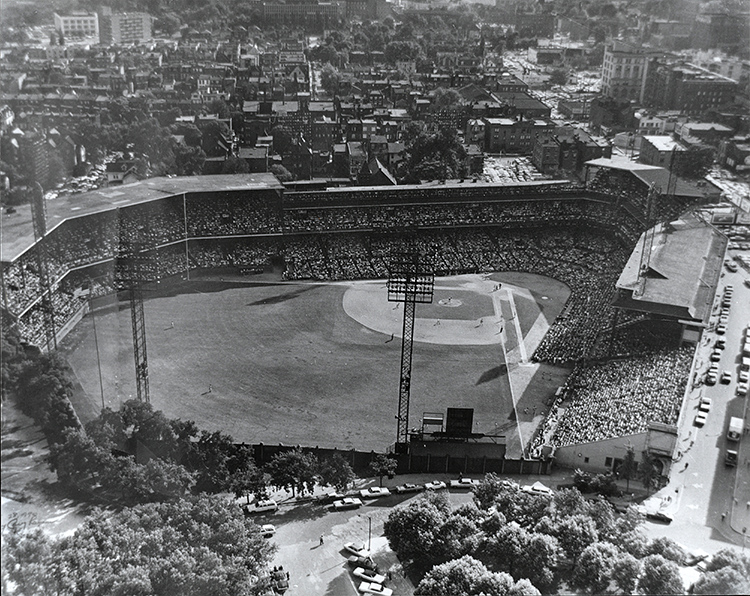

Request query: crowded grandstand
[{"left": 1, "top": 173, "right": 714, "bottom": 460}]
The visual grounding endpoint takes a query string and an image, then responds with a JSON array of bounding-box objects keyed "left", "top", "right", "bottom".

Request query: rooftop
[
  {"left": 1, "top": 174, "right": 282, "bottom": 263},
  {"left": 615, "top": 216, "right": 726, "bottom": 323}
]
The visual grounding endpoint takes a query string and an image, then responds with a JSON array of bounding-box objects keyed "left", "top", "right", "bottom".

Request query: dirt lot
[{"left": 60, "top": 272, "right": 570, "bottom": 453}]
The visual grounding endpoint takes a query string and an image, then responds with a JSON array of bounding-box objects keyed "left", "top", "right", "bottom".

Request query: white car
[
  {"left": 394, "top": 483, "right": 423, "bottom": 494},
  {"left": 424, "top": 480, "right": 447, "bottom": 490},
  {"left": 698, "top": 397, "right": 712, "bottom": 412},
  {"left": 521, "top": 482, "right": 553, "bottom": 496},
  {"left": 358, "top": 582, "right": 393, "bottom": 596},
  {"left": 344, "top": 542, "right": 370, "bottom": 558},
  {"left": 737, "top": 382, "right": 749, "bottom": 397},
  {"left": 360, "top": 487, "right": 391, "bottom": 499},
  {"left": 450, "top": 478, "right": 480, "bottom": 489},
  {"left": 694, "top": 412, "right": 708, "bottom": 427},
  {"left": 739, "top": 370, "right": 749, "bottom": 383},
  {"left": 261, "top": 524, "right": 276, "bottom": 537},
  {"left": 716, "top": 323, "right": 727, "bottom": 335},
  {"left": 333, "top": 497, "right": 363, "bottom": 511},
  {"left": 720, "top": 371, "right": 732, "bottom": 384},
  {"left": 352, "top": 567, "right": 386, "bottom": 584},
  {"left": 246, "top": 499, "right": 278, "bottom": 513}
]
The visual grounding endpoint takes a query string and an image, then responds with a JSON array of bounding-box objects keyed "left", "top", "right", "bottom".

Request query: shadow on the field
[
  {"left": 475, "top": 364, "right": 508, "bottom": 385},
  {"left": 246, "top": 285, "right": 317, "bottom": 306}
]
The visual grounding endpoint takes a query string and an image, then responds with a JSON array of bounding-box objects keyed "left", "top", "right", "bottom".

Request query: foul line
[
  {"left": 492, "top": 288, "right": 525, "bottom": 456},
  {"left": 506, "top": 288, "right": 527, "bottom": 363}
]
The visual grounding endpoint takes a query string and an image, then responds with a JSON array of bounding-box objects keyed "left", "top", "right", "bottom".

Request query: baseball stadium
[{"left": 1, "top": 171, "right": 723, "bottom": 471}]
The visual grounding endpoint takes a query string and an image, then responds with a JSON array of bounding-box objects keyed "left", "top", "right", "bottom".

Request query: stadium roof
[
  {"left": 1, "top": 174, "right": 282, "bottom": 264},
  {"left": 584, "top": 157, "right": 722, "bottom": 199},
  {"left": 614, "top": 216, "right": 726, "bottom": 323}
]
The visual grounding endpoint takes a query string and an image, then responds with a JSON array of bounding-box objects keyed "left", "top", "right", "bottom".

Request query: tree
[
  {"left": 367, "top": 453, "right": 397, "bottom": 486},
  {"left": 269, "top": 164, "right": 294, "bottom": 182},
  {"left": 433, "top": 87, "right": 462, "bottom": 110},
  {"left": 638, "top": 554, "right": 684, "bottom": 595},
  {"left": 174, "top": 144, "right": 206, "bottom": 176},
  {"left": 537, "top": 514, "right": 598, "bottom": 565},
  {"left": 638, "top": 451, "right": 660, "bottom": 495},
  {"left": 611, "top": 551, "right": 641, "bottom": 594},
  {"left": 647, "top": 536, "right": 687, "bottom": 565},
  {"left": 549, "top": 68, "right": 568, "bottom": 86},
  {"left": 266, "top": 448, "right": 318, "bottom": 497},
  {"left": 515, "top": 532, "right": 560, "bottom": 592},
  {"left": 271, "top": 126, "right": 293, "bottom": 155},
  {"left": 221, "top": 155, "right": 250, "bottom": 174},
  {"left": 229, "top": 458, "right": 268, "bottom": 503},
  {"left": 617, "top": 447, "right": 638, "bottom": 492},
  {"left": 200, "top": 120, "right": 231, "bottom": 157},
  {"left": 415, "top": 555, "right": 526, "bottom": 596},
  {"left": 673, "top": 145, "right": 715, "bottom": 179},
  {"left": 570, "top": 541, "right": 620, "bottom": 594},
  {"left": 705, "top": 548, "right": 750, "bottom": 575},
  {"left": 432, "top": 513, "right": 481, "bottom": 564},
  {"left": 318, "top": 453, "right": 355, "bottom": 491},
  {"left": 693, "top": 567, "right": 750, "bottom": 595},
  {"left": 320, "top": 63, "right": 341, "bottom": 96},
  {"left": 1, "top": 496, "right": 277, "bottom": 596},
  {"left": 383, "top": 493, "right": 447, "bottom": 567}
]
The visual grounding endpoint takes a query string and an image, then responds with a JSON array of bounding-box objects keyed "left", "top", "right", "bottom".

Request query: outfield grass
[{"left": 61, "top": 272, "right": 570, "bottom": 453}]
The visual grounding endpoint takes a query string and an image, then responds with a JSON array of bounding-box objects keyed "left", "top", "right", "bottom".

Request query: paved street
[{"left": 643, "top": 253, "right": 750, "bottom": 553}]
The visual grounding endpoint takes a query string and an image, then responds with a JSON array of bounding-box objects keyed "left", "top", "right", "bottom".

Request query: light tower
[
  {"left": 387, "top": 251, "right": 434, "bottom": 454},
  {"left": 29, "top": 182, "right": 57, "bottom": 352},
  {"left": 115, "top": 239, "right": 150, "bottom": 403}
]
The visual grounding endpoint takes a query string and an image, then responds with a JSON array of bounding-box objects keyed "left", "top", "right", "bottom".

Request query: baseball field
[{"left": 60, "top": 270, "right": 572, "bottom": 456}]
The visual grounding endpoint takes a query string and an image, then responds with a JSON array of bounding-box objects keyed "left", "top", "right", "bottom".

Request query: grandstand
[{"left": 0, "top": 172, "right": 719, "bottom": 472}]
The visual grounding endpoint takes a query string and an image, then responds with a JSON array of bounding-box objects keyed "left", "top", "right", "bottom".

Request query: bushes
[{"left": 573, "top": 469, "right": 621, "bottom": 497}]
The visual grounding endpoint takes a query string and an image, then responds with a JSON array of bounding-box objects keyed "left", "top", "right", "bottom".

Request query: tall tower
[{"left": 387, "top": 251, "right": 434, "bottom": 454}]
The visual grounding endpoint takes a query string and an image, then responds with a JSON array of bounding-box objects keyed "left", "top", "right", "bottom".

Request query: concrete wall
[{"left": 554, "top": 432, "right": 648, "bottom": 474}]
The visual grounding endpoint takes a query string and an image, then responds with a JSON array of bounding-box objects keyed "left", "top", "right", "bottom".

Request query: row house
[
  {"left": 483, "top": 117, "right": 555, "bottom": 154},
  {"left": 531, "top": 126, "right": 611, "bottom": 176}
]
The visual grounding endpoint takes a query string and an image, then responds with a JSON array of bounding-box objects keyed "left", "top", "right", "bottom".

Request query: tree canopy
[{"left": 1, "top": 496, "right": 277, "bottom": 596}]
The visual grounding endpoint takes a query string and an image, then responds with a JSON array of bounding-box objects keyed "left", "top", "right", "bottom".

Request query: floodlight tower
[
  {"left": 116, "top": 240, "right": 150, "bottom": 403},
  {"left": 387, "top": 252, "right": 434, "bottom": 454},
  {"left": 29, "top": 182, "right": 57, "bottom": 352}
]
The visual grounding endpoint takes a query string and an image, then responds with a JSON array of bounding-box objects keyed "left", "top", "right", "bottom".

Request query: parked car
[
  {"left": 394, "top": 483, "right": 423, "bottom": 494},
  {"left": 694, "top": 412, "right": 708, "bottom": 427},
  {"left": 705, "top": 373, "right": 717, "bottom": 385},
  {"left": 318, "top": 491, "right": 345, "bottom": 503},
  {"left": 710, "top": 350, "right": 722, "bottom": 362},
  {"left": 646, "top": 511, "right": 673, "bottom": 523},
  {"left": 716, "top": 323, "right": 727, "bottom": 335},
  {"left": 720, "top": 371, "right": 732, "bottom": 384},
  {"left": 261, "top": 524, "right": 276, "bottom": 537},
  {"left": 698, "top": 397, "right": 712, "bottom": 412},
  {"left": 344, "top": 542, "right": 370, "bottom": 558},
  {"left": 737, "top": 382, "right": 749, "bottom": 397},
  {"left": 450, "top": 478, "right": 480, "bottom": 489},
  {"left": 521, "top": 481, "right": 553, "bottom": 496},
  {"left": 725, "top": 260, "right": 738, "bottom": 272},
  {"left": 348, "top": 556, "right": 377, "bottom": 571},
  {"left": 424, "top": 480, "right": 447, "bottom": 490},
  {"left": 358, "top": 582, "right": 393, "bottom": 596},
  {"left": 352, "top": 567, "right": 386, "bottom": 584},
  {"left": 333, "top": 497, "right": 363, "bottom": 511},
  {"left": 245, "top": 499, "right": 278, "bottom": 514},
  {"left": 359, "top": 487, "right": 391, "bottom": 499}
]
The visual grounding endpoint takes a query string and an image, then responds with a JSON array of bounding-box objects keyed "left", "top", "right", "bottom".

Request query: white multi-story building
[
  {"left": 54, "top": 12, "right": 99, "bottom": 39},
  {"left": 601, "top": 40, "right": 654, "bottom": 103}
]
